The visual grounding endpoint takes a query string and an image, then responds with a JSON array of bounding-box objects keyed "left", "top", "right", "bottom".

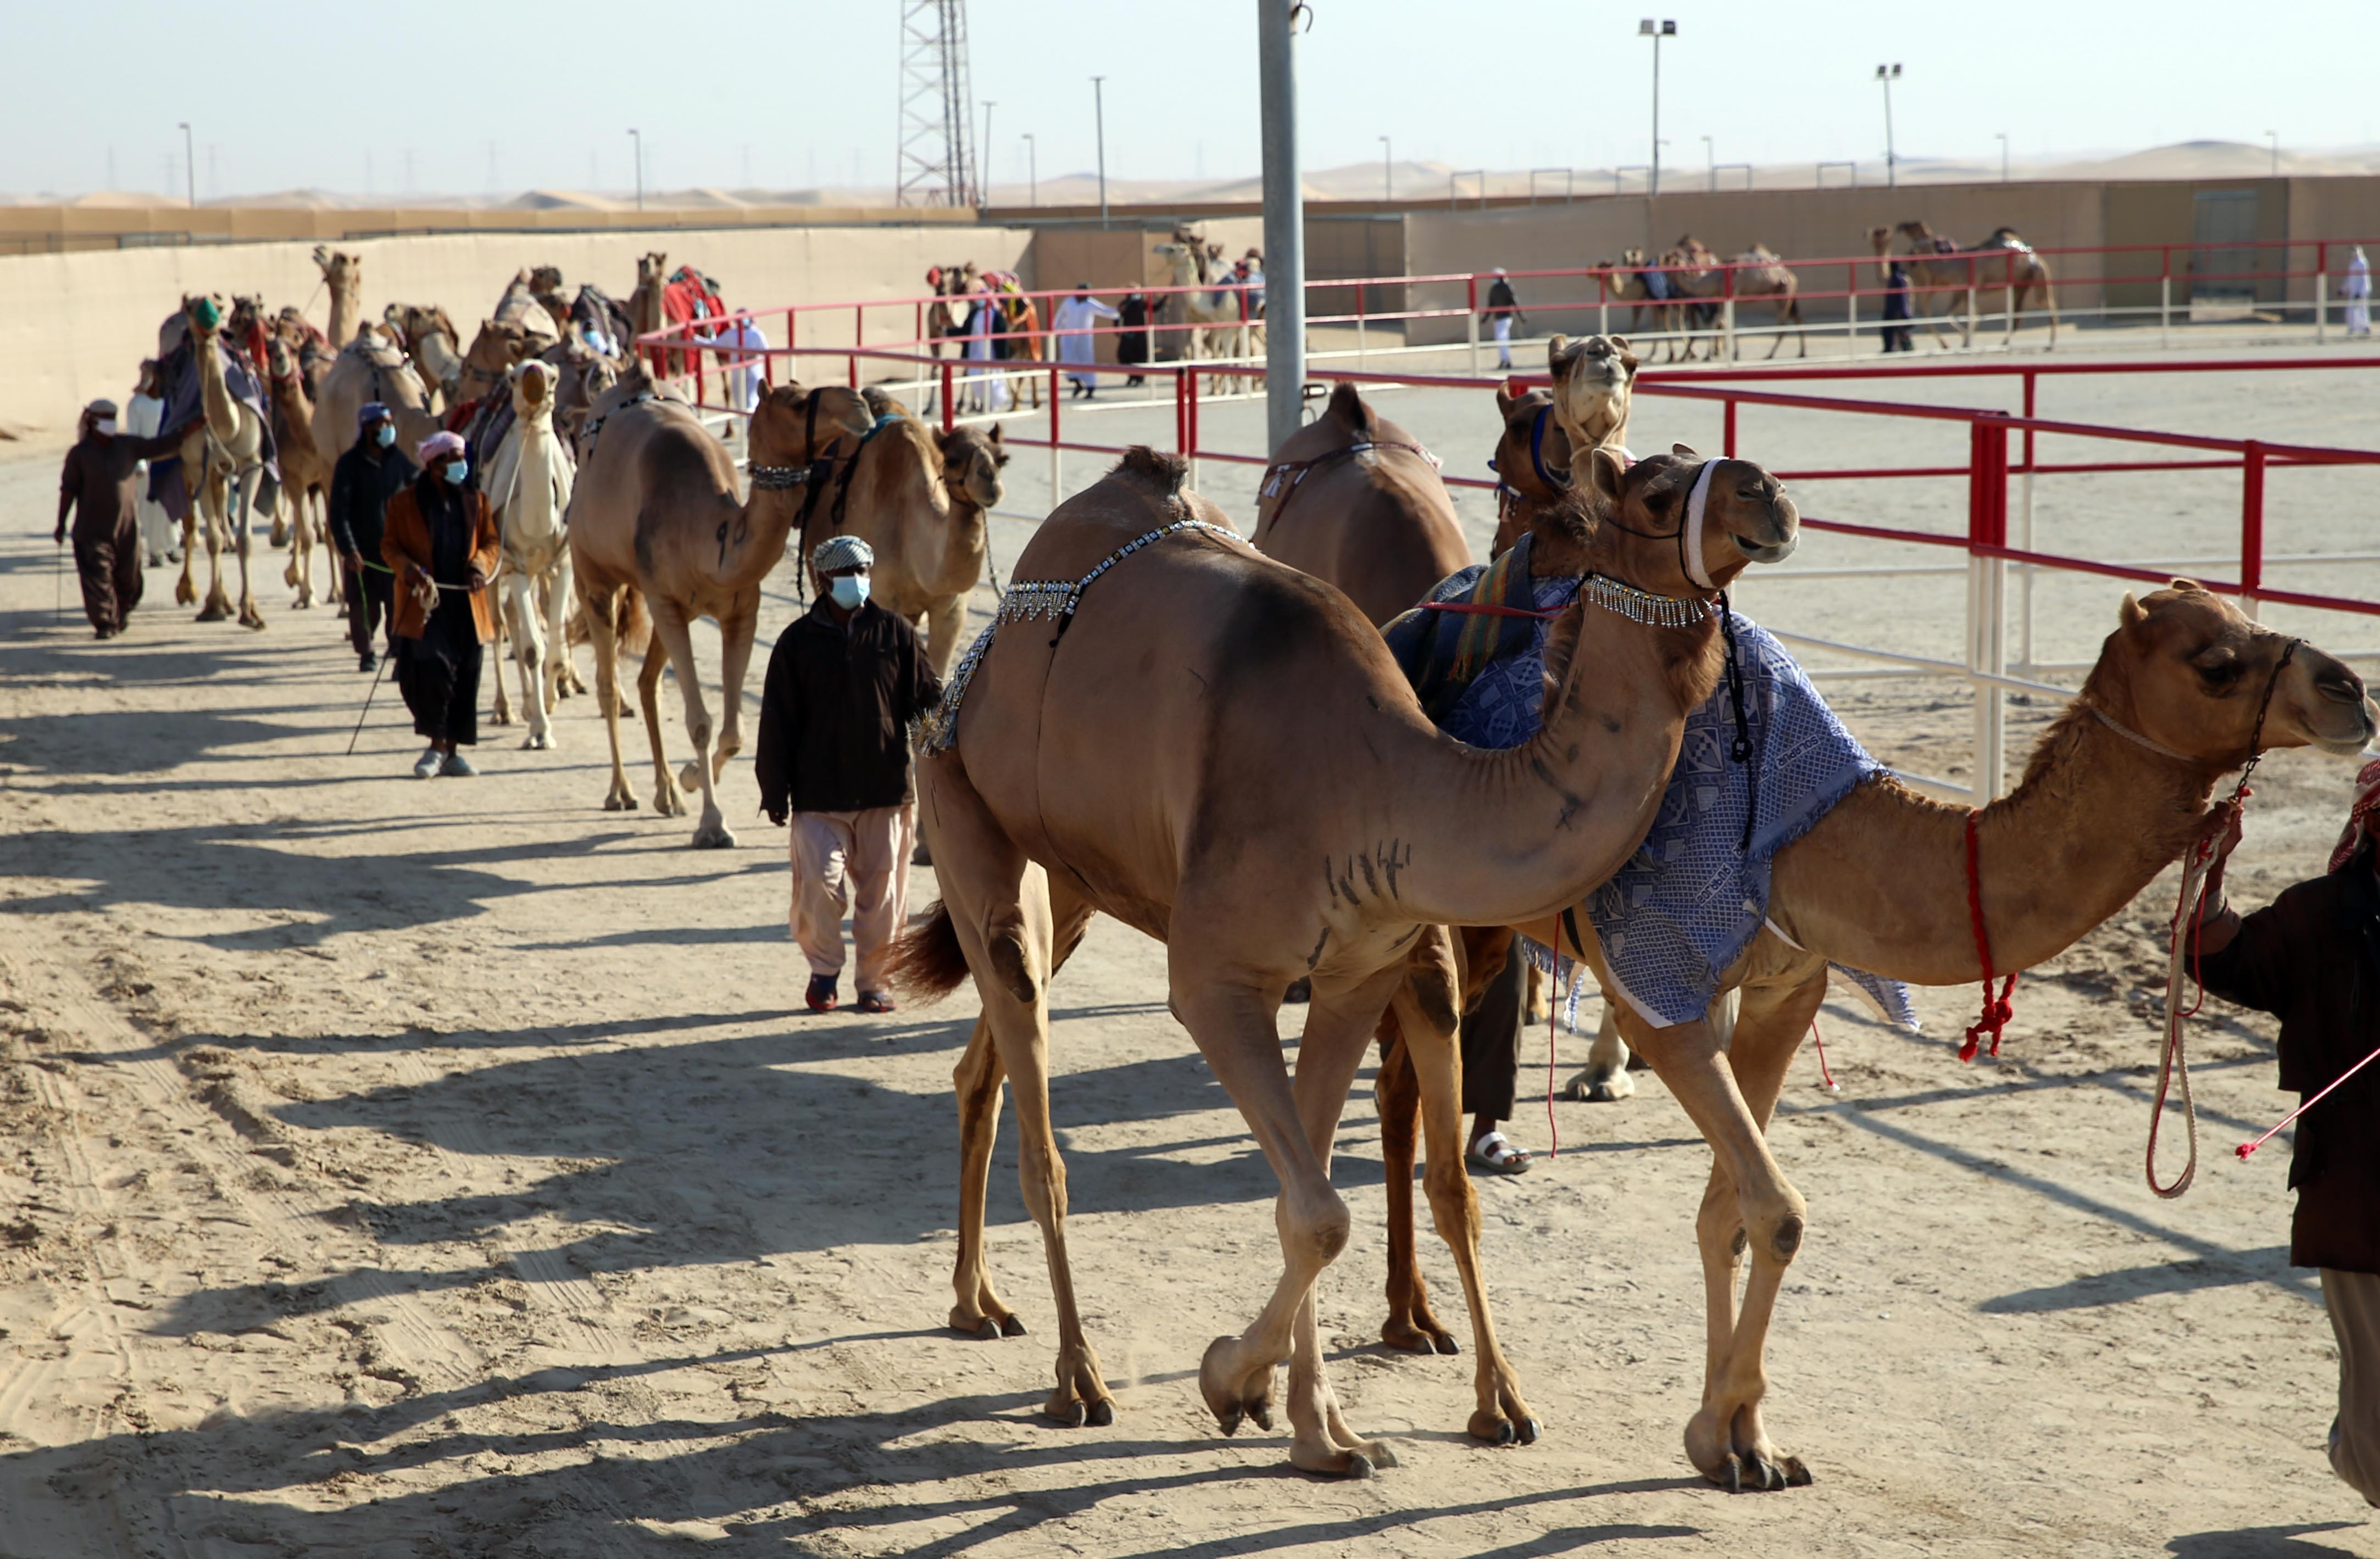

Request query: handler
[
  {"left": 754, "top": 535, "right": 942, "bottom": 1015},
  {"left": 329, "top": 402, "right": 416, "bottom": 673},
  {"left": 53, "top": 398, "right": 192, "bottom": 638},
  {"left": 2195, "top": 761, "right": 2380, "bottom": 1507},
  {"left": 1049, "top": 283, "right": 1120, "bottom": 399},
  {"left": 381, "top": 430, "right": 498, "bottom": 780},
  {"left": 1481, "top": 268, "right": 1525, "bottom": 370}
]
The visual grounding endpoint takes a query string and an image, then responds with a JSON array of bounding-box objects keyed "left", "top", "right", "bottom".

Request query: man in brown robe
[{"left": 54, "top": 398, "right": 190, "bottom": 638}]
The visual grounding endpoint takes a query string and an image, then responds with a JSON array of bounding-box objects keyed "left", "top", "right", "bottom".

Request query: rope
[
  {"left": 1959, "top": 810, "right": 2018, "bottom": 1063},
  {"left": 2238, "top": 1036, "right": 2380, "bottom": 1162},
  {"left": 1809, "top": 1018, "right": 1840, "bottom": 1092}
]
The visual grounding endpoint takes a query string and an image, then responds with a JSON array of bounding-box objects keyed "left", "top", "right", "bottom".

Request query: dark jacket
[
  {"left": 58, "top": 426, "right": 187, "bottom": 542},
  {"left": 328, "top": 441, "right": 418, "bottom": 561},
  {"left": 1484, "top": 277, "right": 1519, "bottom": 315},
  {"left": 2196, "top": 849, "right": 2380, "bottom": 1273},
  {"left": 754, "top": 598, "right": 942, "bottom": 817}
]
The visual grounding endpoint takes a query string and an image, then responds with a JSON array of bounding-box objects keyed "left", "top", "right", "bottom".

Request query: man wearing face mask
[
  {"left": 754, "top": 534, "right": 942, "bottom": 1014},
  {"left": 328, "top": 402, "right": 417, "bottom": 672},
  {"left": 381, "top": 430, "right": 499, "bottom": 780},
  {"left": 54, "top": 397, "right": 195, "bottom": 638}
]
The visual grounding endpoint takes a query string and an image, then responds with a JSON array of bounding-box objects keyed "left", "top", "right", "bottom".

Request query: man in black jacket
[
  {"left": 2196, "top": 760, "right": 2380, "bottom": 1507},
  {"left": 327, "top": 402, "right": 417, "bottom": 672},
  {"left": 755, "top": 535, "right": 942, "bottom": 1014}
]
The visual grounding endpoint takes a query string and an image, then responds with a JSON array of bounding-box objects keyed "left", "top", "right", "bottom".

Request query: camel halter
[{"left": 1257, "top": 438, "right": 1440, "bottom": 525}]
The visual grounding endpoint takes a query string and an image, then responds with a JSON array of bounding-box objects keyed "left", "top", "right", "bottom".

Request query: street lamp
[
  {"left": 627, "top": 127, "right": 643, "bottom": 211},
  {"left": 1091, "top": 76, "right": 1108, "bottom": 226},
  {"left": 1701, "top": 134, "right": 1714, "bottom": 192},
  {"left": 1876, "top": 64, "right": 1901, "bottom": 189},
  {"left": 980, "top": 101, "right": 995, "bottom": 205},
  {"left": 1638, "top": 19, "right": 1676, "bottom": 199},
  {"left": 2266, "top": 130, "right": 2279, "bottom": 176},
  {"left": 1379, "top": 136, "right": 1391, "bottom": 202},
  {"left": 1023, "top": 133, "right": 1037, "bottom": 208},
  {"left": 177, "top": 121, "right": 194, "bottom": 209},
  {"left": 1994, "top": 131, "right": 2008, "bottom": 183}
]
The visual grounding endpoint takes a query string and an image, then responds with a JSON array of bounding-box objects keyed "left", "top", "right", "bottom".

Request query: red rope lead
[
  {"left": 1960, "top": 810, "right": 2018, "bottom": 1063},
  {"left": 1809, "top": 1018, "right": 1840, "bottom": 1092},
  {"left": 2238, "top": 1038, "right": 2380, "bottom": 1161}
]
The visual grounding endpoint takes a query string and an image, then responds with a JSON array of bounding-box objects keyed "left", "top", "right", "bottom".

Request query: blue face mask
[
  {"left": 443, "top": 459, "right": 469, "bottom": 485},
  {"left": 828, "top": 574, "right": 870, "bottom": 610},
  {"left": 374, "top": 423, "right": 396, "bottom": 448}
]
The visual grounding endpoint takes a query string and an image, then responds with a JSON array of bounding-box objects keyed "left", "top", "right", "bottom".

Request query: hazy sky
[{"left": 9, "top": 2, "right": 2376, "bottom": 199}]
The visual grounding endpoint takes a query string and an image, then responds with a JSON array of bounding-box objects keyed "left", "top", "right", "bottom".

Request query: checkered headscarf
[
  {"left": 2328, "top": 758, "right": 2380, "bottom": 872},
  {"left": 811, "top": 533, "right": 875, "bottom": 576}
]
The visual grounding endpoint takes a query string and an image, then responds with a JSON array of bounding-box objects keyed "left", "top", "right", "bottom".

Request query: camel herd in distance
[{"left": 132, "top": 224, "right": 2360, "bottom": 1495}]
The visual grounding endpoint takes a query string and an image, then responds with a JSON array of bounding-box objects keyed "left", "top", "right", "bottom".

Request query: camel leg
[
  {"left": 687, "top": 584, "right": 757, "bottom": 792},
  {"left": 320, "top": 492, "right": 343, "bottom": 608},
  {"left": 949, "top": 878, "right": 1096, "bottom": 1340},
  {"left": 1570, "top": 994, "right": 1637, "bottom": 1103},
  {"left": 175, "top": 511, "right": 198, "bottom": 606},
  {"left": 1372, "top": 1028, "right": 1456, "bottom": 1355},
  {"left": 196, "top": 472, "right": 232, "bottom": 622},
  {"left": 233, "top": 470, "right": 265, "bottom": 631},
  {"left": 1389, "top": 934, "right": 1538, "bottom": 1446},
  {"left": 489, "top": 567, "right": 516, "bottom": 728},
  {"left": 587, "top": 584, "right": 639, "bottom": 812},
  {"left": 543, "top": 554, "right": 574, "bottom": 718},
  {"left": 636, "top": 614, "right": 687, "bottom": 821},
  {"left": 505, "top": 572, "right": 551, "bottom": 750},
  {"left": 293, "top": 490, "right": 318, "bottom": 608},
  {"left": 921, "top": 756, "right": 1113, "bottom": 1425},
  {"left": 648, "top": 599, "right": 725, "bottom": 841}
]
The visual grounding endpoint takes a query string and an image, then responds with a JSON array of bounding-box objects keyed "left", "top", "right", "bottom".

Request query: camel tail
[{"left": 885, "top": 899, "right": 972, "bottom": 1004}]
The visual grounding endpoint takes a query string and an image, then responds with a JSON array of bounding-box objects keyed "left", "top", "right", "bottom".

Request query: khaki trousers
[
  {"left": 789, "top": 803, "right": 912, "bottom": 992},
  {"left": 2325, "top": 1267, "right": 2380, "bottom": 1506}
]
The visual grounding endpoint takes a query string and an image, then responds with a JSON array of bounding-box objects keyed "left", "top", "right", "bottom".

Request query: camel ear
[
  {"left": 1495, "top": 387, "right": 1516, "bottom": 418},
  {"left": 1547, "top": 333, "right": 1576, "bottom": 372},
  {"left": 1613, "top": 338, "right": 1639, "bottom": 375},
  {"left": 2118, "top": 592, "right": 2147, "bottom": 627},
  {"left": 1583, "top": 444, "right": 1628, "bottom": 504},
  {"left": 1671, "top": 443, "right": 1699, "bottom": 459},
  {"left": 987, "top": 421, "right": 1004, "bottom": 447}
]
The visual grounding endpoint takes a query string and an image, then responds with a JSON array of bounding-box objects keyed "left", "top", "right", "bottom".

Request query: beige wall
[{"left": 0, "top": 224, "right": 1035, "bottom": 441}]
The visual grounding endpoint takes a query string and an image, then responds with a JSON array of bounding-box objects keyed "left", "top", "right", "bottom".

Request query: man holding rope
[
  {"left": 381, "top": 430, "right": 498, "bottom": 780},
  {"left": 2195, "top": 760, "right": 2380, "bottom": 1507},
  {"left": 329, "top": 402, "right": 415, "bottom": 673}
]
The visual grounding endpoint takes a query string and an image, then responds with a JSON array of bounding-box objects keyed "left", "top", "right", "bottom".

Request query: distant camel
[
  {"left": 1884, "top": 221, "right": 2060, "bottom": 348},
  {"left": 1666, "top": 243, "right": 1805, "bottom": 360}
]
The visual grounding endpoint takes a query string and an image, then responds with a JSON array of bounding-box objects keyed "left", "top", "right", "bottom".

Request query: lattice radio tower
[{"left": 896, "top": 0, "right": 977, "bottom": 207}]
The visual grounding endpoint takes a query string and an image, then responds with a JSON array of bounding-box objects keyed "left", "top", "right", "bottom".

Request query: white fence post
[
  {"left": 2317, "top": 271, "right": 2329, "bottom": 344},
  {"left": 2160, "top": 274, "right": 2172, "bottom": 348},
  {"left": 1723, "top": 297, "right": 1737, "bottom": 361},
  {"left": 1466, "top": 305, "right": 1480, "bottom": 376}
]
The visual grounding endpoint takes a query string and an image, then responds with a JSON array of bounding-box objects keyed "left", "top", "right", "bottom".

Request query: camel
[
  {"left": 626, "top": 252, "right": 669, "bottom": 374},
  {"left": 311, "top": 247, "right": 364, "bottom": 357},
  {"left": 490, "top": 268, "right": 558, "bottom": 343},
  {"left": 1488, "top": 385, "right": 1573, "bottom": 558},
  {"left": 263, "top": 335, "right": 332, "bottom": 610},
  {"left": 885, "top": 443, "right": 1799, "bottom": 1471},
  {"left": 1545, "top": 333, "right": 1639, "bottom": 470},
  {"left": 385, "top": 303, "right": 465, "bottom": 412},
  {"left": 568, "top": 376, "right": 875, "bottom": 846},
  {"left": 455, "top": 318, "right": 549, "bottom": 410},
  {"left": 311, "top": 330, "right": 440, "bottom": 472},
  {"left": 801, "top": 396, "right": 1005, "bottom": 681},
  {"left": 994, "top": 283, "right": 1045, "bottom": 411},
  {"left": 1597, "top": 249, "right": 1698, "bottom": 361},
  {"left": 1667, "top": 245, "right": 1805, "bottom": 360},
  {"left": 173, "top": 297, "right": 274, "bottom": 629},
  {"left": 1250, "top": 382, "right": 1469, "bottom": 626},
  {"left": 527, "top": 265, "right": 572, "bottom": 337},
  {"left": 1153, "top": 238, "right": 1253, "bottom": 363},
  {"left": 481, "top": 360, "right": 576, "bottom": 749},
  {"left": 1885, "top": 221, "right": 2060, "bottom": 348},
  {"left": 920, "top": 263, "right": 978, "bottom": 413}
]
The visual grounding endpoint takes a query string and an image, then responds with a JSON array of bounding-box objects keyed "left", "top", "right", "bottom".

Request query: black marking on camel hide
[
  {"left": 1356, "top": 851, "right": 1379, "bottom": 899},
  {"left": 1324, "top": 856, "right": 1342, "bottom": 905},
  {"left": 1530, "top": 756, "right": 1588, "bottom": 830},
  {"left": 1376, "top": 839, "right": 1409, "bottom": 899},
  {"left": 1306, "top": 927, "right": 1330, "bottom": 970}
]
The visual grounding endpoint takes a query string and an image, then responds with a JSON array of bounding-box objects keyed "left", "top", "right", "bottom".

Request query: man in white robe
[
  {"left": 2348, "top": 246, "right": 2372, "bottom": 338},
  {"left": 124, "top": 360, "right": 175, "bottom": 564},
  {"left": 1049, "top": 285, "right": 1121, "bottom": 398},
  {"left": 697, "top": 314, "right": 771, "bottom": 414}
]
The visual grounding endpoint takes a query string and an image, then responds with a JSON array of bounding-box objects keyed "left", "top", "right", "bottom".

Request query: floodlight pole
[
  {"left": 177, "top": 122, "right": 194, "bottom": 209},
  {"left": 628, "top": 127, "right": 644, "bottom": 210},
  {"left": 1024, "top": 132, "right": 1037, "bottom": 206},
  {"left": 1876, "top": 64, "right": 1901, "bottom": 188},
  {"left": 1638, "top": 20, "right": 1675, "bottom": 198},
  {"left": 1995, "top": 131, "right": 2009, "bottom": 183},
  {"left": 1380, "top": 136, "right": 1391, "bottom": 202},
  {"left": 1092, "top": 77, "right": 1108, "bottom": 226},
  {"left": 1259, "top": 0, "right": 1305, "bottom": 452},
  {"left": 2266, "top": 130, "right": 2278, "bottom": 176},
  {"left": 981, "top": 102, "right": 995, "bottom": 204}
]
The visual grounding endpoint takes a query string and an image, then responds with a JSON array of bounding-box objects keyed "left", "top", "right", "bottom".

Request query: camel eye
[{"left": 2192, "top": 652, "right": 2245, "bottom": 689}]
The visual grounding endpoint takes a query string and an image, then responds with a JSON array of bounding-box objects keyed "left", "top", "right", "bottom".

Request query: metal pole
[
  {"left": 1881, "top": 71, "right": 1897, "bottom": 189},
  {"left": 1380, "top": 136, "right": 1391, "bottom": 203},
  {"left": 629, "top": 128, "right": 643, "bottom": 211},
  {"left": 1258, "top": 0, "right": 1305, "bottom": 454},
  {"left": 1649, "top": 30, "right": 1662, "bottom": 199},
  {"left": 1703, "top": 135, "right": 1714, "bottom": 192},
  {"left": 981, "top": 102, "right": 996, "bottom": 205},
  {"left": 177, "top": 122, "right": 194, "bottom": 209},
  {"left": 1995, "top": 132, "right": 2009, "bottom": 183},
  {"left": 1025, "top": 133, "right": 1037, "bottom": 206},
  {"left": 1092, "top": 77, "right": 1108, "bottom": 227}
]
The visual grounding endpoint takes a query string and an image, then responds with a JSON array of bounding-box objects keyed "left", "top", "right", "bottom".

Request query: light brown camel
[
  {"left": 1456, "top": 582, "right": 2373, "bottom": 1492},
  {"left": 1887, "top": 220, "right": 2061, "bottom": 348},
  {"left": 311, "top": 332, "right": 440, "bottom": 470},
  {"left": 386, "top": 303, "right": 465, "bottom": 412},
  {"left": 490, "top": 268, "right": 558, "bottom": 343},
  {"left": 176, "top": 297, "right": 273, "bottom": 629},
  {"left": 1597, "top": 249, "right": 1695, "bottom": 361},
  {"left": 626, "top": 252, "right": 669, "bottom": 373},
  {"left": 1668, "top": 244, "right": 1805, "bottom": 360},
  {"left": 483, "top": 360, "right": 577, "bottom": 748},
  {"left": 1545, "top": 333, "right": 1639, "bottom": 468},
  {"left": 1153, "top": 237, "right": 1252, "bottom": 362},
  {"left": 527, "top": 265, "right": 572, "bottom": 337},
  {"left": 1488, "top": 385, "right": 1573, "bottom": 557},
  {"left": 263, "top": 335, "right": 332, "bottom": 610},
  {"left": 802, "top": 398, "right": 1004, "bottom": 682},
  {"left": 568, "top": 376, "right": 874, "bottom": 846},
  {"left": 312, "top": 246, "right": 364, "bottom": 354},
  {"left": 274, "top": 307, "right": 336, "bottom": 401},
  {"left": 1250, "top": 382, "right": 1469, "bottom": 627},
  {"left": 886, "top": 444, "right": 1799, "bottom": 1471},
  {"left": 455, "top": 318, "right": 547, "bottom": 410}
]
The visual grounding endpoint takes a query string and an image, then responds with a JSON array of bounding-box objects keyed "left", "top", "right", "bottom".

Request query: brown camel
[
  {"left": 1250, "top": 382, "right": 1470, "bottom": 627},
  {"left": 527, "top": 265, "right": 572, "bottom": 337},
  {"left": 802, "top": 398, "right": 1005, "bottom": 682},
  {"left": 386, "top": 303, "right": 465, "bottom": 412},
  {"left": 311, "top": 331, "right": 440, "bottom": 471},
  {"left": 1886, "top": 220, "right": 2060, "bottom": 348},
  {"left": 455, "top": 318, "right": 546, "bottom": 409},
  {"left": 1488, "top": 385, "right": 1573, "bottom": 557},
  {"left": 1598, "top": 248, "right": 1698, "bottom": 361},
  {"left": 311, "top": 247, "right": 364, "bottom": 354},
  {"left": 263, "top": 335, "right": 332, "bottom": 610},
  {"left": 1545, "top": 333, "right": 1639, "bottom": 471},
  {"left": 626, "top": 252, "right": 669, "bottom": 373},
  {"left": 175, "top": 297, "right": 273, "bottom": 629},
  {"left": 886, "top": 444, "right": 1798, "bottom": 1471},
  {"left": 274, "top": 307, "right": 336, "bottom": 401},
  {"left": 921, "top": 263, "right": 976, "bottom": 414},
  {"left": 567, "top": 375, "right": 874, "bottom": 846},
  {"left": 1667, "top": 244, "right": 1805, "bottom": 360}
]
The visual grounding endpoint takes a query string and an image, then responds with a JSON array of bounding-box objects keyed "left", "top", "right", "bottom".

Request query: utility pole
[
  {"left": 628, "top": 127, "right": 643, "bottom": 211},
  {"left": 1876, "top": 63, "right": 1902, "bottom": 188},
  {"left": 2266, "top": 130, "right": 2279, "bottom": 176},
  {"left": 1092, "top": 76, "right": 1108, "bottom": 226},
  {"left": 1995, "top": 131, "right": 2008, "bottom": 183},
  {"left": 1380, "top": 135, "right": 1391, "bottom": 202},
  {"left": 1023, "top": 133, "right": 1037, "bottom": 206},
  {"left": 177, "top": 121, "right": 194, "bottom": 208},
  {"left": 896, "top": 0, "right": 976, "bottom": 207},
  {"left": 1259, "top": 0, "right": 1304, "bottom": 452},
  {"left": 1702, "top": 134, "right": 1714, "bottom": 192},
  {"left": 1638, "top": 19, "right": 1675, "bottom": 198},
  {"left": 980, "top": 102, "right": 995, "bottom": 204}
]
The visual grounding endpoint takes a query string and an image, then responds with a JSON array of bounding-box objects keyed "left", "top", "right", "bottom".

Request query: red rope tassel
[{"left": 1960, "top": 810, "right": 2018, "bottom": 1063}]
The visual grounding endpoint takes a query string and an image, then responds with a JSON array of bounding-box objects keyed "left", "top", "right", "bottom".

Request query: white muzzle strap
[{"left": 1682, "top": 459, "right": 1719, "bottom": 591}]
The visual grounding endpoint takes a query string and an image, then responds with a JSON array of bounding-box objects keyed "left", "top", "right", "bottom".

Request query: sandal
[
  {"left": 1466, "top": 1132, "right": 1533, "bottom": 1176},
  {"left": 855, "top": 991, "right": 896, "bottom": 1015}
]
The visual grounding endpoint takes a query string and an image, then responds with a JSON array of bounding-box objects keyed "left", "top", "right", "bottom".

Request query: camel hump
[{"left": 1111, "top": 446, "right": 1188, "bottom": 495}]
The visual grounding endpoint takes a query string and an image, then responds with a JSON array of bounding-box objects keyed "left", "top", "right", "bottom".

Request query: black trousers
[
  {"left": 73, "top": 517, "right": 144, "bottom": 633},
  {"left": 397, "top": 610, "right": 482, "bottom": 745},
  {"left": 346, "top": 563, "right": 393, "bottom": 656},
  {"left": 1460, "top": 938, "right": 1525, "bottom": 1119}
]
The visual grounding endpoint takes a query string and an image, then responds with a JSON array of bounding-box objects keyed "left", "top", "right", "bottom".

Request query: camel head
[
  {"left": 313, "top": 247, "right": 359, "bottom": 293},
  {"left": 1867, "top": 226, "right": 1894, "bottom": 254},
  {"left": 637, "top": 252, "right": 668, "bottom": 288},
  {"left": 1893, "top": 220, "right": 1935, "bottom": 244},
  {"left": 265, "top": 332, "right": 297, "bottom": 382},
  {"left": 937, "top": 422, "right": 1008, "bottom": 513},
  {"left": 181, "top": 293, "right": 227, "bottom": 341},
  {"left": 2082, "top": 581, "right": 2376, "bottom": 767},
  {"left": 1547, "top": 333, "right": 1638, "bottom": 452},
  {"left": 749, "top": 382, "right": 874, "bottom": 471},
  {"left": 530, "top": 265, "right": 564, "bottom": 294},
  {"left": 1492, "top": 386, "right": 1572, "bottom": 503},
  {"left": 1577, "top": 444, "right": 1798, "bottom": 595},
  {"left": 508, "top": 358, "right": 558, "bottom": 424}
]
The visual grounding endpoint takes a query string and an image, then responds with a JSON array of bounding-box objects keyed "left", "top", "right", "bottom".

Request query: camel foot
[
  {"left": 174, "top": 578, "right": 197, "bottom": 606},
  {"left": 282, "top": 559, "right": 300, "bottom": 588},
  {"left": 522, "top": 731, "right": 555, "bottom": 751},
  {"left": 1289, "top": 1444, "right": 1382, "bottom": 1480},
  {"left": 195, "top": 599, "right": 230, "bottom": 623},
  {"left": 1042, "top": 1393, "right": 1116, "bottom": 1429},
  {"left": 1564, "top": 1064, "right": 1636, "bottom": 1103},
  {"left": 1688, "top": 1408, "right": 1811, "bottom": 1492},
  {"left": 1467, "top": 1407, "right": 1542, "bottom": 1446},
  {"left": 1708, "top": 1450, "right": 1808, "bottom": 1493},
  {"left": 1198, "top": 1336, "right": 1277, "bottom": 1437},
  {"left": 269, "top": 520, "right": 290, "bottom": 548},
  {"left": 1379, "top": 1316, "right": 1458, "bottom": 1356},
  {"left": 950, "top": 1304, "right": 1027, "bottom": 1340},
  {"left": 690, "top": 817, "right": 737, "bottom": 850},
  {"left": 239, "top": 602, "right": 266, "bottom": 631},
  {"left": 602, "top": 784, "right": 639, "bottom": 812},
  {"left": 490, "top": 706, "right": 513, "bottom": 727}
]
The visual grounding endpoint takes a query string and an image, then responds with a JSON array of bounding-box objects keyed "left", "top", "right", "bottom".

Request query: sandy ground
[{"left": 4, "top": 348, "right": 2380, "bottom": 1557}]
